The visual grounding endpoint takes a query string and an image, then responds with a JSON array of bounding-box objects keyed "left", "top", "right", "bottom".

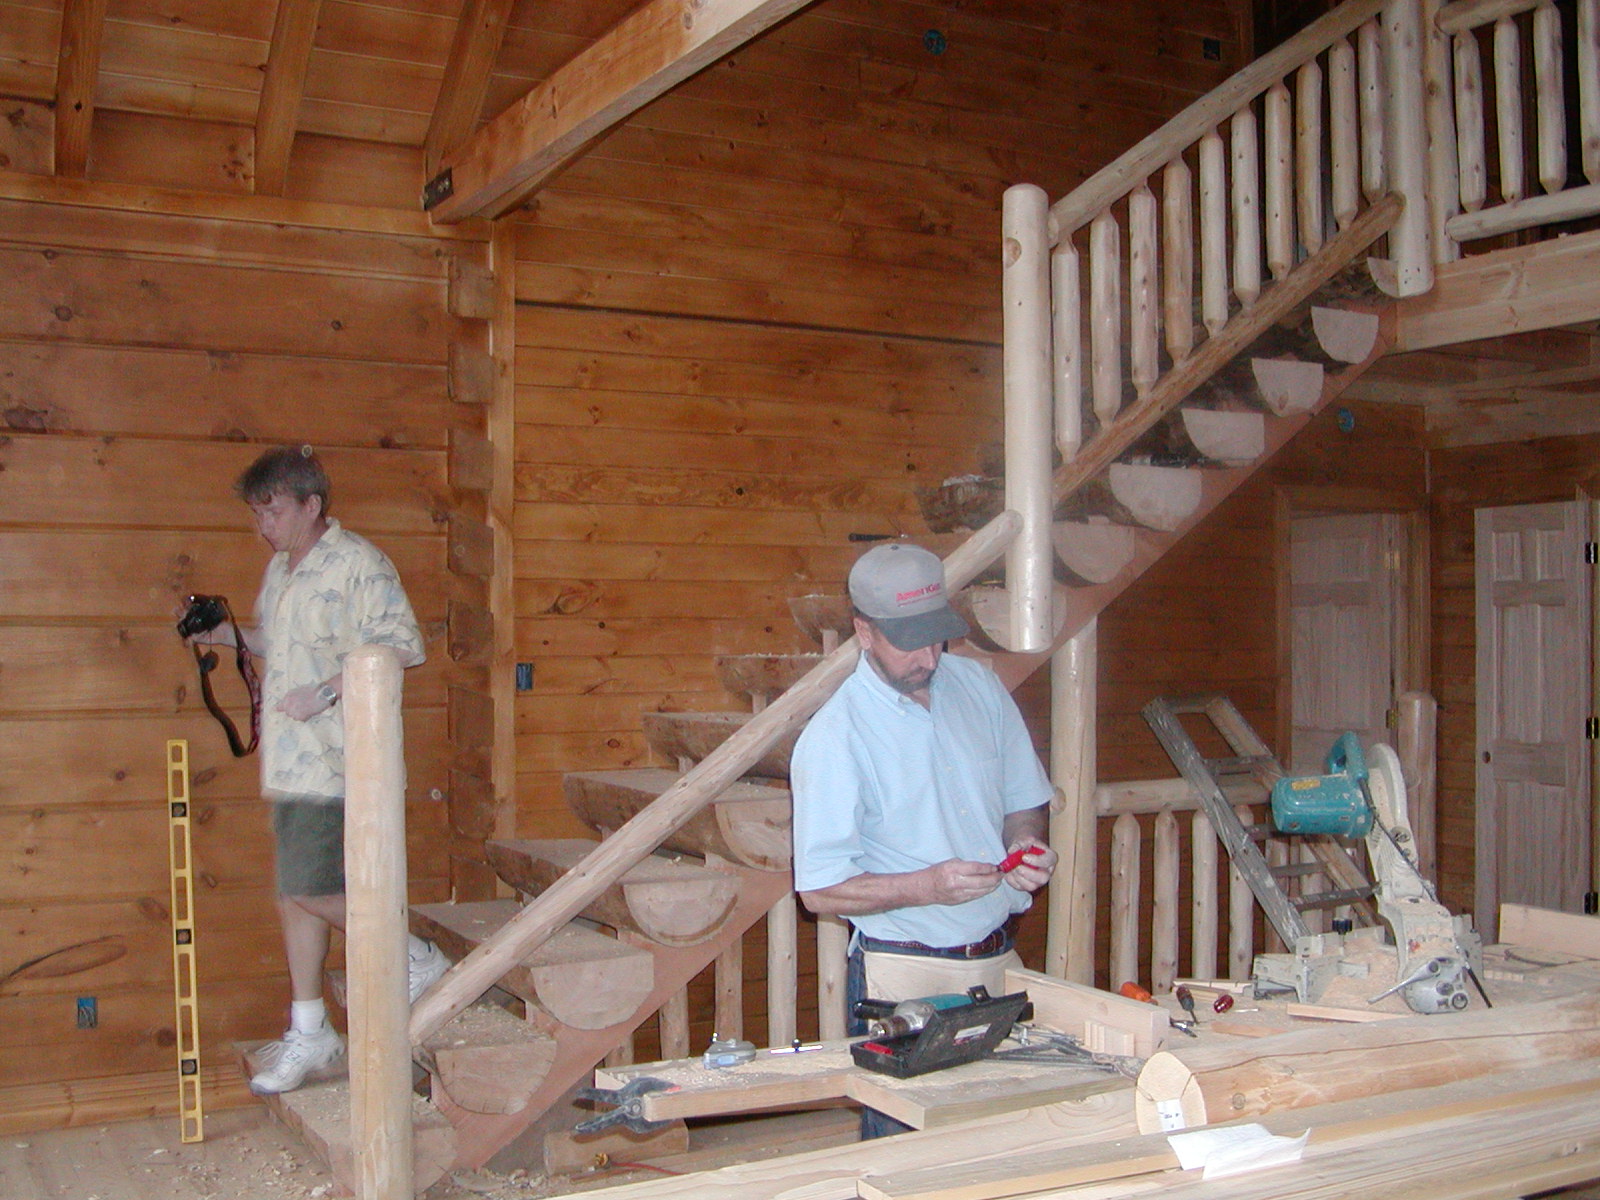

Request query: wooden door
[
  {"left": 1475, "top": 501, "right": 1591, "bottom": 944},
  {"left": 1289, "top": 512, "right": 1400, "bottom": 774}
]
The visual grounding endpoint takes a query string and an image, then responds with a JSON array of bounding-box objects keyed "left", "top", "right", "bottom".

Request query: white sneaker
[
  {"left": 249, "top": 1023, "right": 344, "bottom": 1095},
  {"left": 408, "top": 939, "right": 450, "bottom": 1003}
]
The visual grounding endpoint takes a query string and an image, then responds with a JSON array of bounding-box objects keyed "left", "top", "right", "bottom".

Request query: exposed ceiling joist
[
  {"left": 424, "top": 0, "right": 816, "bottom": 223},
  {"left": 424, "top": 0, "right": 517, "bottom": 180},
  {"left": 54, "top": 0, "right": 108, "bottom": 178},
  {"left": 254, "top": 0, "right": 324, "bottom": 198}
]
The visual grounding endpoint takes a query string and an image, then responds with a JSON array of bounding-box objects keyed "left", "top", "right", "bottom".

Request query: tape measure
[{"left": 166, "top": 740, "right": 204, "bottom": 1143}]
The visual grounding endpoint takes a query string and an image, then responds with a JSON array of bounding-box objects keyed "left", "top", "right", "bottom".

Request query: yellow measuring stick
[{"left": 166, "top": 740, "right": 204, "bottom": 1143}]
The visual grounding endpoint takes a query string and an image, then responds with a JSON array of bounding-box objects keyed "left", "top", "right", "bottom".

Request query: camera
[{"left": 176, "top": 594, "right": 231, "bottom": 639}]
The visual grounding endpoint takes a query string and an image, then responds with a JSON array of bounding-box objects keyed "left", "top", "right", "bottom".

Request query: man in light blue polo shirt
[{"left": 791, "top": 542, "right": 1056, "bottom": 1135}]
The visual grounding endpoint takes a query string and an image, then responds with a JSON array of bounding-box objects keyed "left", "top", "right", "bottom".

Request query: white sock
[
  {"left": 407, "top": 934, "right": 433, "bottom": 962},
  {"left": 290, "top": 998, "right": 327, "bottom": 1034}
]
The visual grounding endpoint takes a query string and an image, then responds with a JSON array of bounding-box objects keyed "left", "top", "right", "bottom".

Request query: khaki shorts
[{"left": 271, "top": 798, "right": 345, "bottom": 897}]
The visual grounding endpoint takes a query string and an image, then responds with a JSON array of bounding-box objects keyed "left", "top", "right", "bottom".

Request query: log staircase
[{"left": 253, "top": 0, "right": 1600, "bottom": 1187}]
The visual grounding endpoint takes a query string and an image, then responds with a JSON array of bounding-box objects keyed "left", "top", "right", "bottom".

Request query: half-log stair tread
[
  {"left": 419, "top": 999, "right": 559, "bottom": 1116},
  {"left": 716, "top": 652, "right": 825, "bottom": 696},
  {"left": 233, "top": 1040, "right": 456, "bottom": 1195},
  {"left": 409, "top": 899, "right": 654, "bottom": 1029},
  {"left": 484, "top": 837, "right": 741, "bottom": 946},
  {"left": 641, "top": 710, "right": 797, "bottom": 778},
  {"left": 563, "top": 767, "right": 792, "bottom": 870}
]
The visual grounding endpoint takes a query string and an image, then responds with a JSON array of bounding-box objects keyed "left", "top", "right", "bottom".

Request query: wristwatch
[{"left": 317, "top": 682, "right": 338, "bottom": 708}]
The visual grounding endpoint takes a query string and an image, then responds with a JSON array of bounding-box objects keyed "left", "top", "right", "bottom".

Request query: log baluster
[
  {"left": 1582, "top": 0, "right": 1599, "bottom": 184},
  {"left": 1052, "top": 240, "right": 1083, "bottom": 460},
  {"left": 816, "top": 915, "right": 848, "bottom": 1042},
  {"left": 1359, "top": 18, "right": 1388, "bottom": 201},
  {"left": 1090, "top": 209, "right": 1123, "bottom": 428},
  {"left": 1129, "top": 184, "right": 1160, "bottom": 397},
  {"left": 1162, "top": 157, "right": 1195, "bottom": 363},
  {"left": 1200, "top": 128, "right": 1229, "bottom": 337},
  {"left": 1454, "top": 31, "right": 1488, "bottom": 212},
  {"left": 1264, "top": 81, "right": 1295, "bottom": 279},
  {"left": 1151, "top": 809, "right": 1180, "bottom": 994},
  {"left": 1495, "top": 16, "right": 1526, "bottom": 203},
  {"left": 1229, "top": 805, "right": 1255, "bottom": 979},
  {"left": 1191, "top": 810, "right": 1219, "bottom": 982},
  {"left": 1296, "top": 59, "right": 1325, "bottom": 253},
  {"left": 1110, "top": 812, "right": 1141, "bottom": 988},
  {"left": 1231, "top": 104, "right": 1262, "bottom": 309},
  {"left": 766, "top": 891, "right": 797, "bottom": 1047},
  {"left": 1329, "top": 37, "right": 1360, "bottom": 229},
  {"left": 1533, "top": 1, "right": 1567, "bottom": 195}
]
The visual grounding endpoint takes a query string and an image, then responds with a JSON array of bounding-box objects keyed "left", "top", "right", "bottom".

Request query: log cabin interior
[{"left": 7, "top": 0, "right": 1600, "bottom": 1195}]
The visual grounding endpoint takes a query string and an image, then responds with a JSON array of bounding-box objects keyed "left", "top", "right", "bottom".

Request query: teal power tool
[
  {"left": 1267, "top": 733, "right": 1484, "bottom": 1015},
  {"left": 851, "top": 987, "right": 1030, "bottom": 1078}
]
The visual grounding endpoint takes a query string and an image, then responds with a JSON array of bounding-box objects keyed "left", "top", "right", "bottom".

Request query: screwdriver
[
  {"left": 1175, "top": 985, "right": 1199, "bottom": 1024},
  {"left": 997, "top": 845, "right": 1046, "bottom": 873}
]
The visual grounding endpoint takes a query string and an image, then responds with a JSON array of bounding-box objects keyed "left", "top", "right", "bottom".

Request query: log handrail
[
  {"left": 409, "top": 511, "right": 1022, "bottom": 1045},
  {"left": 1047, "top": 0, "right": 1387, "bottom": 240}
]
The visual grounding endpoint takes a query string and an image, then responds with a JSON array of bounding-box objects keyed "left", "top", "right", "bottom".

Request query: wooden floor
[{"left": 0, "top": 1102, "right": 862, "bottom": 1199}]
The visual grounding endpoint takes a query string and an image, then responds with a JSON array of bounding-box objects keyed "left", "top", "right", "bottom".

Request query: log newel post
[
  {"left": 1381, "top": 0, "right": 1435, "bottom": 294},
  {"left": 1047, "top": 620, "right": 1097, "bottom": 982},
  {"left": 343, "top": 644, "right": 412, "bottom": 1200},
  {"left": 1002, "top": 183, "right": 1055, "bottom": 653},
  {"left": 1397, "top": 690, "right": 1439, "bottom": 883}
]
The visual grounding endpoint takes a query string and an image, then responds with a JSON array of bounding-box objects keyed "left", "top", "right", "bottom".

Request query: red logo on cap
[{"left": 894, "top": 583, "right": 942, "bottom": 606}]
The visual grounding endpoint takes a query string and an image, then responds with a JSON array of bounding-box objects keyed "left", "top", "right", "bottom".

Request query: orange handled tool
[
  {"left": 1118, "top": 980, "right": 1153, "bottom": 1003},
  {"left": 997, "top": 845, "right": 1045, "bottom": 873}
]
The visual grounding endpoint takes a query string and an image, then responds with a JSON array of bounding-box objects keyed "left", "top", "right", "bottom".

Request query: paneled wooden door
[
  {"left": 1474, "top": 501, "right": 1591, "bottom": 944},
  {"left": 1288, "top": 512, "right": 1403, "bottom": 774}
]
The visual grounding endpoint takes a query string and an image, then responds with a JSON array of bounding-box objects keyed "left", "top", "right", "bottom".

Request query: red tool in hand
[{"left": 996, "top": 845, "right": 1045, "bottom": 873}]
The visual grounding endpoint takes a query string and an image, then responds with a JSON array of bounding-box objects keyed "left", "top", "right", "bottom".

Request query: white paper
[{"left": 1167, "top": 1123, "right": 1310, "bottom": 1180}]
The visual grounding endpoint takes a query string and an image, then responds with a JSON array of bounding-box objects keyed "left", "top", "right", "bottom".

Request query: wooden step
[
  {"left": 1180, "top": 408, "right": 1266, "bottom": 465},
  {"left": 787, "top": 593, "right": 855, "bottom": 647},
  {"left": 235, "top": 1041, "right": 455, "bottom": 1195},
  {"left": 419, "top": 999, "right": 557, "bottom": 1116},
  {"left": 642, "top": 710, "right": 798, "bottom": 777},
  {"left": 965, "top": 582, "right": 1069, "bottom": 653},
  {"left": 1051, "top": 518, "right": 1139, "bottom": 584},
  {"left": 1251, "top": 356, "right": 1325, "bottom": 414},
  {"left": 716, "top": 652, "right": 824, "bottom": 698},
  {"left": 410, "top": 900, "right": 654, "bottom": 1030},
  {"left": 485, "top": 837, "right": 740, "bottom": 946},
  {"left": 1106, "top": 462, "right": 1203, "bottom": 532},
  {"left": 1311, "top": 305, "right": 1381, "bottom": 363},
  {"left": 564, "top": 767, "right": 792, "bottom": 870}
]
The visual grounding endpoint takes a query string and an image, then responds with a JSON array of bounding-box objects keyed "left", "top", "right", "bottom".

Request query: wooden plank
[
  {"left": 253, "top": 0, "right": 322, "bottom": 197},
  {"left": 53, "top": 0, "right": 108, "bottom": 178},
  {"left": 1499, "top": 903, "right": 1600, "bottom": 957},
  {"left": 0, "top": 246, "right": 458, "bottom": 364},
  {"left": 423, "top": 0, "right": 516, "bottom": 177}
]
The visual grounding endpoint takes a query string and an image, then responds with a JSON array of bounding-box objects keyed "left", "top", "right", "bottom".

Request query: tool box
[{"left": 849, "top": 989, "right": 1031, "bottom": 1078}]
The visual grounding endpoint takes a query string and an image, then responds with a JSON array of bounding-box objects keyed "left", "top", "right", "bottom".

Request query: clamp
[{"left": 573, "top": 1077, "right": 678, "bottom": 1136}]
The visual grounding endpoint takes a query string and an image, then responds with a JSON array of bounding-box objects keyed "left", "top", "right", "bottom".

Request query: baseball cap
[{"left": 848, "top": 543, "right": 969, "bottom": 651}]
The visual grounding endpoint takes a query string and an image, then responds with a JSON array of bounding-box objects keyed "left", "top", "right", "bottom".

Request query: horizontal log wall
[
  {"left": 507, "top": 0, "right": 1250, "bottom": 1039},
  {"left": 1427, "top": 433, "right": 1600, "bottom": 914},
  {"left": 0, "top": 195, "right": 467, "bottom": 1122}
]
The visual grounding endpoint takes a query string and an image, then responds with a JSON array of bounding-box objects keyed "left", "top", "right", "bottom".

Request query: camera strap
[{"left": 190, "top": 601, "right": 261, "bottom": 757}]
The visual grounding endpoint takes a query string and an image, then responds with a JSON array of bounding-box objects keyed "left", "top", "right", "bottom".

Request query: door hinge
[
  {"left": 1587, "top": 716, "right": 1599, "bottom": 740},
  {"left": 1587, "top": 542, "right": 1598, "bottom": 565}
]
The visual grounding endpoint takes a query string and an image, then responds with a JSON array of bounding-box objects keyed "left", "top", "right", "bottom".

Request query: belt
[{"left": 857, "top": 925, "right": 1012, "bottom": 960}]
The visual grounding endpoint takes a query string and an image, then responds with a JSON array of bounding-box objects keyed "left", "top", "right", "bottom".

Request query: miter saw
[{"left": 1256, "top": 732, "right": 1484, "bottom": 1014}]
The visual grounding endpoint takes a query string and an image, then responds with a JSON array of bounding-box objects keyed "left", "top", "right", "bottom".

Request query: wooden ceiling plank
[
  {"left": 424, "top": 0, "right": 517, "bottom": 180},
  {"left": 53, "top": 0, "right": 108, "bottom": 178},
  {"left": 254, "top": 0, "right": 324, "bottom": 198},
  {"left": 425, "top": 0, "right": 817, "bottom": 223}
]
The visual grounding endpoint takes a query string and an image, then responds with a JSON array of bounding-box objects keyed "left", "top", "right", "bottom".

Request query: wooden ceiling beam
[
  {"left": 254, "top": 0, "right": 323, "bottom": 198},
  {"left": 424, "top": 0, "right": 517, "bottom": 181},
  {"left": 424, "top": 0, "right": 815, "bottom": 223},
  {"left": 54, "top": 0, "right": 108, "bottom": 178}
]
